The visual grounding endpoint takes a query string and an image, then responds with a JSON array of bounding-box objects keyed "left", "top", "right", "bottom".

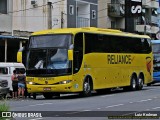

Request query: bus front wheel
[
  {"left": 80, "top": 77, "right": 92, "bottom": 97},
  {"left": 33, "top": 93, "right": 36, "bottom": 99},
  {"left": 43, "top": 93, "right": 53, "bottom": 99}
]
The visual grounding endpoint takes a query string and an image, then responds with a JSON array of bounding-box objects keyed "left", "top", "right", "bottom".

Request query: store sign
[{"left": 131, "top": 0, "right": 142, "bottom": 16}]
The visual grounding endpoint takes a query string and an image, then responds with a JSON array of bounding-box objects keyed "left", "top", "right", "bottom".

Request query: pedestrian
[
  {"left": 11, "top": 70, "right": 18, "bottom": 99},
  {"left": 17, "top": 70, "right": 26, "bottom": 98}
]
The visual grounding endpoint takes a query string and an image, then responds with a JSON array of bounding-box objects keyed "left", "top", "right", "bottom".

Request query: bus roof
[
  {"left": 32, "top": 27, "right": 150, "bottom": 39},
  {"left": 0, "top": 62, "right": 25, "bottom": 67}
]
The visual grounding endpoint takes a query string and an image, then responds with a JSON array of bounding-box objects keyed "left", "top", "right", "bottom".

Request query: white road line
[
  {"left": 29, "top": 103, "right": 53, "bottom": 107},
  {"left": 97, "top": 108, "right": 101, "bottom": 110},
  {"left": 83, "top": 110, "right": 91, "bottom": 111},
  {"left": 105, "top": 104, "right": 124, "bottom": 108},
  {"left": 153, "top": 97, "right": 158, "bottom": 99},
  {"left": 29, "top": 118, "right": 43, "bottom": 120},
  {"left": 129, "top": 102, "right": 133, "bottom": 104},
  {"left": 137, "top": 99, "right": 152, "bottom": 103},
  {"left": 152, "top": 107, "right": 160, "bottom": 110},
  {"left": 101, "top": 95, "right": 114, "bottom": 98},
  {"left": 66, "top": 111, "right": 84, "bottom": 115}
]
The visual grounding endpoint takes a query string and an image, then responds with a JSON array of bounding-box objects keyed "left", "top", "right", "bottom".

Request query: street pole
[
  {"left": 61, "top": 11, "right": 64, "bottom": 28},
  {"left": 47, "top": 2, "right": 52, "bottom": 29}
]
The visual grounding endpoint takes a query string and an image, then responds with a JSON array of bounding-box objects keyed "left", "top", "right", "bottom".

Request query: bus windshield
[
  {"left": 152, "top": 43, "right": 160, "bottom": 68},
  {"left": 27, "top": 34, "right": 72, "bottom": 76}
]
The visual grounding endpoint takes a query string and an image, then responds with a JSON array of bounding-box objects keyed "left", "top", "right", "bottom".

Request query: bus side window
[
  {"left": 73, "top": 33, "right": 83, "bottom": 73},
  {"left": 141, "top": 39, "right": 151, "bottom": 53}
]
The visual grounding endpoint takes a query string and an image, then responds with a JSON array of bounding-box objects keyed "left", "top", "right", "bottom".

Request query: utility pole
[
  {"left": 47, "top": 2, "right": 52, "bottom": 29},
  {"left": 61, "top": 11, "right": 64, "bottom": 28}
]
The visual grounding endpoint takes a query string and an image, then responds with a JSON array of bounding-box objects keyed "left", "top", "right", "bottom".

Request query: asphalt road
[{"left": 2, "top": 84, "right": 160, "bottom": 120}]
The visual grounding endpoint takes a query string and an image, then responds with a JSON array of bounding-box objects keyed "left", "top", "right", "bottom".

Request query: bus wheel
[
  {"left": 130, "top": 75, "right": 137, "bottom": 91},
  {"left": 137, "top": 77, "right": 144, "bottom": 90},
  {"left": 80, "top": 78, "right": 92, "bottom": 97},
  {"left": 54, "top": 93, "right": 60, "bottom": 98},
  {"left": 33, "top": 93, "right": 36, "bottom": 99},
  {"left": 147, "top": 83, "right": 152, "bottom": 86},
  {"left": 43, "top": 93, "right": 53, "bottom": 99}
]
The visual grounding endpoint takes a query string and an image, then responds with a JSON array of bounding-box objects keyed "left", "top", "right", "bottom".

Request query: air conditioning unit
[{"left": 31, "top": 0, "right": 36, "bottom": 5}]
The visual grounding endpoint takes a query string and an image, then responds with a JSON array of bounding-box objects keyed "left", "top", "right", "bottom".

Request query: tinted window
[
  {"left": 29, "top": 35, "right": 71, "bottom": 48},
  {"left": 85, "top": 33, "right": 151, "bottom": 54},
  {"left": 73, "top": 33, "right": 83, "bottom": 73}
]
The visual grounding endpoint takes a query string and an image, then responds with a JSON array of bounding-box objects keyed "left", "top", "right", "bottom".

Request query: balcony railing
[
  {"left": 77, "top": 17, "right": 89, "bottom": 28},
  {"left": 142, "top": 0, "right": 159, "bottom": 8},
  {"left": 136, "top": 25, "right": 151, "bottom": 33},
  {"left": 108, "top": 3, "right": 125, "bottom": 17},
  {"left": 151, "top": 15, "right": 158, "bottom": 24}
]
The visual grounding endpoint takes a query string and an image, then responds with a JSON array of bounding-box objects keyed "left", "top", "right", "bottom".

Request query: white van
[{"left": 0, "top": 62, "right": 25, "bottom": 92}]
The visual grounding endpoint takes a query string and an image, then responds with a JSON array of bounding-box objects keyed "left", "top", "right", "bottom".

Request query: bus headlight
[
  {"left": 59, "top": 80, "right": 72, "bottom": 84},
  {"left": 27, "top": 81, "right": 36, "bottom": 85}
]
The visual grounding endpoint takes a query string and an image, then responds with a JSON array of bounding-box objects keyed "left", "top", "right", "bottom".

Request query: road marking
[
  {"left": 97, "top": 108, "right": 101, "bottom": 110},
  {"left": 129, "top": 102, "right": 133, "bottom": 104},
  {"left": 101, "top": 95, "right": 114, "bottom": 98},
  {"left": 29, "top": 103, "right": 53, "bottom": 107},
  {"left": 65, "top": 110, "right": 91, "bottom": 115},
  {"left": 105, "top": 104, "right": 124, "bottom": 108},
  {"left": 137, "top": 99, "right": 152, "bottom": 103},
  {"left": 83, "top": 110, "right": 91, "bottom": 111},
  {"left": 29, "top": 118, "right": 43, "bottom": 120},
  {"left": 152, "top": 107, "right": 160, "bottom": 110}
]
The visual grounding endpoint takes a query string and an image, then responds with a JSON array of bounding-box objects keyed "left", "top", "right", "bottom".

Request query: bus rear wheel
[
  {"left": 137, "top": 77, "right": 144, "bottom": 90},
  {"left": 130, "top": 75, "right": 137, "bottom": 91}
]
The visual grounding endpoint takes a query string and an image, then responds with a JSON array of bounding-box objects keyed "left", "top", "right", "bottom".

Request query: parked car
[
  {"left": 0, "top": 62, "right": 25, "bottom": 96},
  {"left": 0, "top": 79, "right": 9, "bottom": 99}
]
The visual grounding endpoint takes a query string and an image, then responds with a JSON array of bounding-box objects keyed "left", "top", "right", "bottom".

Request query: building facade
[
  {"left": 0, "top": 0, "right": 98, "bottom": 62},
  {"left": 12, "top": 0, "right": 98, "bottom": 35},
  {"left": 98, "top": 0, "right": 159, "bottom": 39}
]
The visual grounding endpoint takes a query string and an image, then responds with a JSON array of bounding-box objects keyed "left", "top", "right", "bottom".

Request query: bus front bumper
[{"left": 27, "top": 84, "right": 77, "bottom": 93}]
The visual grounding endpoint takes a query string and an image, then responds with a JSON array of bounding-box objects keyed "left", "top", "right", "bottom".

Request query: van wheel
[
  {"left": 80, "top": 78, "right": 92, "bottom": 97},
  {"left": 2, "top": 94, "right": 7, "bottom": 99},
  {"left": 130, "top": 75, "right": 137, "bottom": 91}
]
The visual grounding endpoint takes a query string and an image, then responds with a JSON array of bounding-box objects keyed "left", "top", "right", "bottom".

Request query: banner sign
[{"left": 131, "top": 0, "right": 142, "bottom": 16}]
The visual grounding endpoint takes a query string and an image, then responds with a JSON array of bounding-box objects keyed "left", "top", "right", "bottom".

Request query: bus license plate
[{"left": 43, "top": 87, "right": 51, "bottom": 91}]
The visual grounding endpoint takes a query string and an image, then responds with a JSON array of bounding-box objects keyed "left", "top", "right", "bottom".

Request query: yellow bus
[{"left": 18, "top": 27, "right": 153, "bottom": 99}]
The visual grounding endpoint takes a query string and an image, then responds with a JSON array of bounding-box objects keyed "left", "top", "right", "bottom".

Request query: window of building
[
  {"left": 69, "top": 5, "right": 74, "bottom": 15},
  {"left": 92, "top": 10, "right": 96, "bottom": 19},
  {"left": 0, "top": 0, "right": 7, "bottom": 14},
  {"left": 111, "top": 21, "right": 116, "bottom": 29}
]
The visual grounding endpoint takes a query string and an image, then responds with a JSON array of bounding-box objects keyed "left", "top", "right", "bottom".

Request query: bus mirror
[
  {"left": 17, "top": 51, "right": 22, "bottom": 63},
  {"left": 68, "top": 50, "right": 73, "bottom": 61},
  {"left": 17, "top": 47, "right": 24, "bottom": 63}
]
